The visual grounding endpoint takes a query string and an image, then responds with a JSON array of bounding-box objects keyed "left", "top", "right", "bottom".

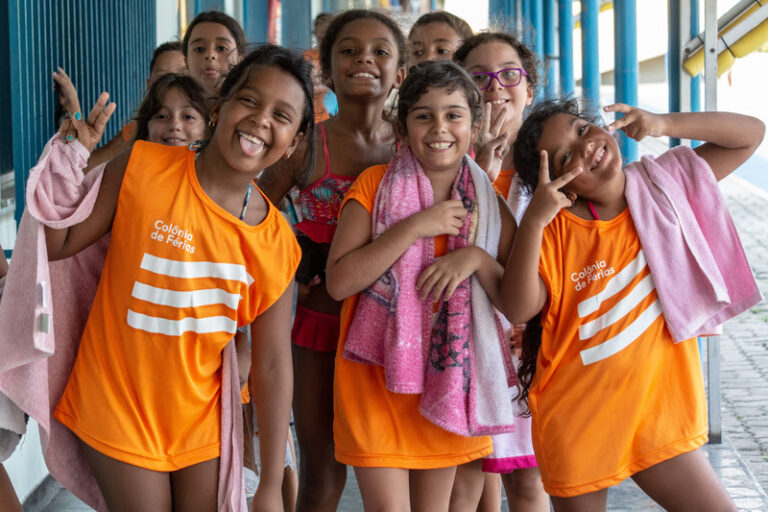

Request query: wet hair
[
  {"left": 395, "top": 60, "right": 483, "bottom": 136},
  {"left": 150, "top": 41, "right": 183, "bottom": 74},
  {"left": 319, "top": 9, "right": 407, "bottom": 79},
  {"left": 217, "top": 44, "right": 316, "bottom": 175},
  {"left": 408, "top": 11, "right": 474, "bottom": 42},
  {"left": 512, "top": 97, "right": 599, "bottom": 195},
  {"left": 134, "top": 73, "right": 209, "bottom": 142},
  {"left": 453, "top": 32, "right": 541, "bottom": 97},
  {"left": 182, "top": 11, "right": 247, "bottom": 58}
]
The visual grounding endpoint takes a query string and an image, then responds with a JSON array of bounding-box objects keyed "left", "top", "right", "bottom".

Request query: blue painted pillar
[
  {"left": 281, "top": 0, "right": 312, "bottom": 50},
  {"left": 544, "top": 0, "right": 557, "bottom": 99},
  {"left": 614, "top": 0, "right": 638, "bottom": 162},
  {"left": 521, "top": 0, "right": 531, "bottom": 44},
  {"left": 194, "top": 0, "right": 225, "bottom": 14},
  {"left": 668, "top": 0, "right": 682, "bottom": 147},
  {"left": 558, "top": 0, "right": 574, "bottom": 95},
  {"left": 690, "top": 0, "right": 701, "bottom": 147},
  {"left": 431, "top": 0, "right": 437, "bottom": 10},
  {"left": 244, "top": 0, "right": 269, "bottom": 44},
  {"left": 531, "top": 0, "right": 544, "bottom": 56},
  {"left": 580, "top": 0, "right": 600, "bottom": 106}
]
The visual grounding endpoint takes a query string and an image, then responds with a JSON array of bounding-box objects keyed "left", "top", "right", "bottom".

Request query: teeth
[
  {"left": 239, "top": 132, "right": 265, "bottom": 146},
  {"left": 489, "top": 99, "right": 507, "bottom": 105},
  {"left": 427, "top": 142, "right": 452, "bottom": 149},
  {"left": 352, "top": 72, "right": 375, "bottom": 78},
  {"left": 592, "top": 148, "right": 605, "bottom": 169}
]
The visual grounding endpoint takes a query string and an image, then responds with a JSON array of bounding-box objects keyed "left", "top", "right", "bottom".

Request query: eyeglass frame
[{"left": 470, "top": 67, "right": 529, "bottom": 91}]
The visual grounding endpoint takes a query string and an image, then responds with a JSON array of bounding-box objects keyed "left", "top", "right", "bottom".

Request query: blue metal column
[
  {"left": 690, "top": 0, "right": 701, "bottom": 147},
  {"left": 558, "top": 0, "right": 574, "bottom": 95},
  {"left": 281, "top": 0, "right": 312, "bottom": 50},
  {"left": 194, "top": 0, "right": 225, "bottom": 14},
  {"left": 244, "top": 0, "right": 269, "bottom": 44},
  {"left": 580, "top": 0, "right": 600, "bottom": 106},
  {"left": 431, "top": 0, "right": 438, "bottom": 10},
  {"left": 531, "top": 0, "right": 544, "bottom": 56},
  {"left": 544, "top": 0, "right": 557, "bottom": 99},
  {"left": 668, "top": 0, "right": 682, "bottom": 147},
  {"left": 614, "top": 0, "right": 638, "bottom": 162}
]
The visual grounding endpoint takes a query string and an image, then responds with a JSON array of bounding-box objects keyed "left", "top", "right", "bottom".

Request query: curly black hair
[
  {"left": 395, "top": 60, "right": 484, "bottom": 136},
  {"left": 512, "top": 97, "right": 599, "bottom": 195},
  {"left": 319, "top": 9, "right": 406, "bottom": 82},
  {"left": 454, "top": 32, "right": 541, "bottom": 97}
]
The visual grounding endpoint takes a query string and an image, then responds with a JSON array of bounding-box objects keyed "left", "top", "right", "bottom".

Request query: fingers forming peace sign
[{"left": 524, "top": 150, "right": 583, "bottom": 228}]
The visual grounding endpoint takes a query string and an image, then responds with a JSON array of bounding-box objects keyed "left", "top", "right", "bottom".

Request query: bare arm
[
  {"left": 249, "top": 281, "right": 294, "bottom": 511},
  {"left": 44, "top": 93, "right": 121, "bottom": 260},
  {"left": 499, "top": 153, "right": 582, "bottom": 323},
  {"left": 606, "top": 105, "right": 765, "bottom": 181},
  {"left": 325, "top": 199, "right": 468, "bottom": 301},
  {"left": 86, "top": 132, "right": 131, "bottom": 171},
  {"left": 234, "top": 330, "right": 251, "bottom": 390},
  {"left": 257, "top": 136, "right": 311, "bottom": 205}
]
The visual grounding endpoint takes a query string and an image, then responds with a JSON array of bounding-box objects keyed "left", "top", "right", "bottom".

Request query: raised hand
[
  {"left": 605, "top": 103, "right": 666, "bottom": 142},
  {"left": 410, "top": 199, "right": 468, "bottom": 238},
  {"left": 65, "top": 92, "right": 117, "bottom": 153},
  {"left": 416, "top": 246, "right": 480, "bottom": 301},
  {"left": 523, "top": 150, "right": 582, "bottom": 228},
  {"left": 475, "top": 102, "right": 510, "bottom": 182}
]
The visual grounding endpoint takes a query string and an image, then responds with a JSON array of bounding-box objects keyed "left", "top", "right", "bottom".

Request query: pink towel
[
  {"left": 0, "top": 135, "right": 246, "bottom": 511},
  {"left": 345, "top": 147, "right": 516, "bottom": 436},
  {"left": 624, "top": 145, "right": 762, "bottom": 342}
]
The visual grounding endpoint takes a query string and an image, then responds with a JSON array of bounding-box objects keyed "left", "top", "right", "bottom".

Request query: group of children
[{"left": 0, "top": 6, "right": 763, "bottom": 512}]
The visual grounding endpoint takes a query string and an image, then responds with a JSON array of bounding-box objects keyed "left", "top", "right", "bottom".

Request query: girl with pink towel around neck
[{"left": 325, "top": 60, "right": 518, "bottom": 511}]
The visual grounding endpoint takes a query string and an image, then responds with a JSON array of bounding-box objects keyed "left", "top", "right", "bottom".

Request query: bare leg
[
  {"left": 355, "top": 467, "right": 410, "bottom": 512},
  {"left": 631, "top": 449, "right": 736, "bottom": 512},
  {"left": 282, "top": 433, "right": 298, "bottom": 512},
  {"left": 292, "top": 345, "right": 346, "bottom": 512},
  {"left": 170, "top": 457, "right": 219, "bottom": 512},
  {"left": 550, "top": 489, "right": 607, "bottom": 512},
  {"left": 0, "top": 464, "right": 21, "bottom": 512},
  {"left": 411, "top": 466, "right": 457, "bottom": 512},
  {"left": 501, "top": 467, "right": 549, "bottom": 512},
  {"left": 80, "top": 441, "right": 172, "bottom": 512},
  {"left": 477, "top": 473, "right": 502, "bottom": 512},
  {"left": 449, "top": 459, "right": 486, "bottom": 511}
]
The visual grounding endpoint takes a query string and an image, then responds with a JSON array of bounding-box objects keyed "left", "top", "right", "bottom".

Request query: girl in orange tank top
[
  {"left": 500, "top": 98, "right": 764, "bottom": 511},
  {"left": 47, "top": 45, "right": 315, "bottom": 511},
  {"left": 326, "top": 60, "right": 518, "bottom": 511},
  {"left": 257, "top": 10, "right": 407, "bottom": 511}
]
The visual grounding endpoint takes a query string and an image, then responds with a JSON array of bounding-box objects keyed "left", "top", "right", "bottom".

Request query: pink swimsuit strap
[{"left": 586, "top": 200, "right": 600, "bottom": 221}]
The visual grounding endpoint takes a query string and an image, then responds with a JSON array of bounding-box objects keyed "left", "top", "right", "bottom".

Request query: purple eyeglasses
[{"left": 471, "top": 68, "right": 528, "bottom": 91}]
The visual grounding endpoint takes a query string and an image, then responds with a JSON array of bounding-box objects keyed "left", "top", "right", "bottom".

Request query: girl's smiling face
[
  {"left": 329, "top": 18, "right": 405, "bottom": 97},
  {"left": 186, "top": 22, "right": 240, "bottom": 93},
  {"left": 408, "top": 22, "right": 462, "bottom": 66},
  {"left": 538, "top": 113, "right": 622, "bottom": 199},
  {"left": 211, "top": 66, "right": 305, "bottom": 174},
  {"left": 463, "top": 41, "right": 533, "bottom": 121},
  {"left": 147, "top": 86, "right": 207, "bottom": 146},
  {"left": 405, "top": 86, "right": 477, "bottom": 175}
]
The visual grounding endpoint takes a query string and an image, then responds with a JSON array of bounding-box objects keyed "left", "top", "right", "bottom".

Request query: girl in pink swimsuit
[{"left": 258, "top": 9, "right": 406, "bottom": 512}]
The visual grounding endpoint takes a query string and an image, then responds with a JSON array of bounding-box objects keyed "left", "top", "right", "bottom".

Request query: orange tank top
[{"left": 54, "top": 141, "right": 300, "bottom": 471}]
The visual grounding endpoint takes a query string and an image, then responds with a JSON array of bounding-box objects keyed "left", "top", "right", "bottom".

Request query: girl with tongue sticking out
[{"left": 47, "top": 45, "right": 314, "bottom": 511}]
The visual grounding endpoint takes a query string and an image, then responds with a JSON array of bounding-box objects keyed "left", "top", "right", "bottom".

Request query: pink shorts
[{"left": 291, "top": 304, "right": 341, "bottom": 352}]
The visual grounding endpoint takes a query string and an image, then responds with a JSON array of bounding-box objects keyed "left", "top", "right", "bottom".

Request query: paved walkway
[{"left": 32, "top": 176, "right": 768, "bottom": 511}]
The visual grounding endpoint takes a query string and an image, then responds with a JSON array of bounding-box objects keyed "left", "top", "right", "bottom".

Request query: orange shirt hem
[
  {"left": 541, "top": 431, "right": 708, "bottom": 497},
  {"left": 54, "top": 407, "right": 220, "bottom": 471},
  {"left": 335, "top": 443, "right": 493, "bottom": 470}
]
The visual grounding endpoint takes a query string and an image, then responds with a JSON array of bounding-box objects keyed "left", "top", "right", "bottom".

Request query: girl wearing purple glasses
[{"left": 452, "top": 33, "right": 551, "bottom": 512}]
